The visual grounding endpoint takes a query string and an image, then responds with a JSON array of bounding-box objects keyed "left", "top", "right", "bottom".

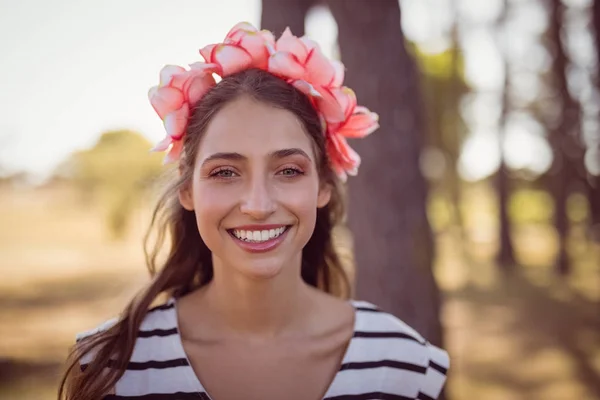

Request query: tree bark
[
  {"left": 326, "top": 0, "right": 443, "bottom": 348},
  {"left": 589, "top": 0, "right": 600, "bottom": 242},
  {"left": 260, "top": 0, "right": 315, "bottom": 37},
  {"left": 496, "top": 0, "right": 517, "bottom": 270},
  {"left": 548, "top": 0, "right": 579, "bottom": 275}
]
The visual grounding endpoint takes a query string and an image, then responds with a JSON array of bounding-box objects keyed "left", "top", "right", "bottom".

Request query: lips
[{"left": 227, "top": 225, "right": 290, "bottom": 253}]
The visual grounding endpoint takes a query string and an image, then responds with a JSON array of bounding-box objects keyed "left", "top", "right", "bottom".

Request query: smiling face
[{"left": 179, "top": 95, "right": 331, "bottom": 281}]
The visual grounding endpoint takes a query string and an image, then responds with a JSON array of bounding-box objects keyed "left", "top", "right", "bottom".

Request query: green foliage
[
  {"left": 411, "top": 44, "right": 470, "bottom": 158},
  {"left": 67, "top": 130, "right": 165, "bottom": 239}
]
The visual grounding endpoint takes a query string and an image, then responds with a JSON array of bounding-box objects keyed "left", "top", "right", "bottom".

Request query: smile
[
  {"left": 230, "top": 226, "right": 288, "bottom": 243},
  {"left": 227, "top": 225, "right": 290, "bottom": 253}
]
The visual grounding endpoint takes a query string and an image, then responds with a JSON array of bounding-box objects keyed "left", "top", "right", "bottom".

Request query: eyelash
[
  {"left": 278, "top": 167, "right": 304, "bottom": 177},
  {"left": 208, "top": 167, "right": 304, "bottom": 179},
  {"left": 209, "top": 168, "right": 238, "bottom": 179}
]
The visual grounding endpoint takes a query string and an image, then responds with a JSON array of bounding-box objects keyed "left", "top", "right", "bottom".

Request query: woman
[{"left": 59, "top": 22, "right": 449, "bottom": 400}]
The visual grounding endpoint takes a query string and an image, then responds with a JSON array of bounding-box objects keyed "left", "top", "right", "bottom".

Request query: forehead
[{"left": 197, "top": 96, "right": 315, "bottom": 159}]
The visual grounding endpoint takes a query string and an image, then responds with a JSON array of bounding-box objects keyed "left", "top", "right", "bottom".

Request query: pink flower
[
  {"left": 326, "top": 134, "right": 361, "bottom": 181},
  {"left": 200, "top": 43, "right": 253, "bottom": 77},
  {"left": 326, "top": 87, "right": 379, "bottom": 138},
  {"left": 268, "top": 28, "right": 345, "bottom": 88},
  {"left": 148, "top": 63, "right": 218, "bottom": 163},
  {"left": 321, "top": 88, "right": 379, "bottom": 181},
  {"left": 225, "top": 22, "right": 275, "bottom": 70},
  {"left": 200, "top": 22, "right": 275, "bottom": 76},
  {"left": 148, "top": 22, "right": 380, "bottom": 177}
]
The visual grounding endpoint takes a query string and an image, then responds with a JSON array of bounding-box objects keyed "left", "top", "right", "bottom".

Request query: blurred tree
[
  {"left": 589, "top": 0, "right": 600, "bottom": 241},
  {"left": 261, "top": 0, "right": 444, "bottom": 352},
  {"left": 65, "top": 130, "right": 164, "bottom": 239},
  {"left": 411, "top": 14, "right": 471, "bottom": 260},
  {"left": 260, "top": 0, "right": 315, "bottom": 37},
  {"left": 496, "top": 0, "right": 517, "bottom": 269},
  {"left": 546, "top": 0, "right": 589, "bottom": 274},
  {"left": 330, "top": 0, "right": 443, "bottom": 350}
]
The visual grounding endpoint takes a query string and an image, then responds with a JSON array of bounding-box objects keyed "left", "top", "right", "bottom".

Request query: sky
[{"left": 0, "top": 0, "right": 566, "bottom": 182}]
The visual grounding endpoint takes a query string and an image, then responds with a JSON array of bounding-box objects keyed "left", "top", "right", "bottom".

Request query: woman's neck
[{"left": 197, "top": 257, "right": 315, "bottom": 338}]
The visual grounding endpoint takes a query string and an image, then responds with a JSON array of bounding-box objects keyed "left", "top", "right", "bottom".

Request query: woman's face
[{"left": 180, "top": 95, "right": 331, "bottom": 280}]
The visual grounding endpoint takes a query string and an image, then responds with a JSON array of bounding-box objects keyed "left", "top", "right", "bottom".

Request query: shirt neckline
[{"left": 168, "top": 297, "right": 363, "bottom": 400}]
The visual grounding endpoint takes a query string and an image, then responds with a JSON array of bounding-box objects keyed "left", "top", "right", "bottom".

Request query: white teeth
[{"left": 232, "top": 227, "right": 287, "bottom": 242}]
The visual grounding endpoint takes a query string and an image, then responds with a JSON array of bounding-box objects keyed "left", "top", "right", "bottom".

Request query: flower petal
[
  {"left": 338, "top": 111, "right": 380, "bottom": 138},
  {"left": 330, "top": 60, "right": 345, "bottom": 87},
  {"left": 188, "top": 62, "right": 220, "bottom": 74},
  {"left": 149, "top": 86, "right": 185, "bottom": 120},
  {"left": 164, "top": 103, "right": 189, "bottom": 140},
  {"left": 184, "top": 72, "right": 217, "bottom": 105},
  {"left": 151, "top": 135, "right": 173, "bottom": 152},
  {"left": 238, "top": 32, "right": 271, "bottom": 69},
  {"left": 212, "top": 44, "right": 253, "bottom": 76},
  {"left": 300, "top": 36, "right": 320, "bottom": 51},
  {"left": 276, "top": 27, "right": 309, "bottom": 63},
  {"left": 261, "top": 30, "right": 276, "bottom": 46},
  {"left": 199, "top": 44, "right": 218, "bottom": 64},
  {"left": 291, "top": 79, "right": 322, "bottom": 98},
  {"left": 164, "top": 139, "right": 184, "bottom": 164},
  {"left": 314, "top": 86, "right": 345, "bottom": 123},
  {"left": 333, "top": 87, "right": 357, "bottom": 119},
  {"left": 304, "top": 48, "right": 337, "bottom": 87},
  {"left": 159, "top": 65, "right": 187, "bottom": 87},
  {"left": 268, "top": 51, "right": 306, "bottom": 80},
  {"left": 226, "top": 21, "right": 259, "bottom": 42},
  {"left": 327, "top": 134, "right": 360, "bottom": 178}
]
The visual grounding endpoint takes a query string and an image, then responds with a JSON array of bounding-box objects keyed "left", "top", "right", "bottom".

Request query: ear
[
  {"left": 317, "top": 183, "right": 332, "bottom": 209},
  {"left": 178, "top": 165, "right": 195, "bottom": 211},
  {"left": 179, "top": 184, "right": 194, "bottom": 211}
]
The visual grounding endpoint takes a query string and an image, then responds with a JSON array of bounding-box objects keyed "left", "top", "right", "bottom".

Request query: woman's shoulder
[
  {"left": 75, "top": 300, "right": 179, "bottom": 362},
  {"left": 76, "top": 300, "right": 177, "bottom": 340},
  {"left": 350, "top": 300, "right": 450, "bottom": 399}
]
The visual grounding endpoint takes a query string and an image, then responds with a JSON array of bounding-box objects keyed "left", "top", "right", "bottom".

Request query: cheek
[
  {"left": 277, "top": 182, "right": 320, "bottom": 222},
  {"left": 191, "top": 184, "right": 236, "bottom": 230}
]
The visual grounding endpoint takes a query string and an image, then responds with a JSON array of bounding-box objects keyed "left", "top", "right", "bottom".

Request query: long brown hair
[{"left": 58, "top": 68, "right": 354, "bottom": 400}]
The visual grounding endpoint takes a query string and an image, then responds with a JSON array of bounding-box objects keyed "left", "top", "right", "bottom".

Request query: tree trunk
[
  {"left": 260, "top": 0, "right": 315, "bottom": 37},
  {"left": 326, "top": 0, "right": 443, "bottom": 349},
  {"left": 497, "top": 160, "right": 516, "bottom": 268},
  {"left": 496, "top": 0, "right": 517, "bottom": 270},
  {"left": 548, "top": 0, "right": 578, "bottom": 275},
  {"left": 589, "top": 0, "right": 600, "bottom": 242}
]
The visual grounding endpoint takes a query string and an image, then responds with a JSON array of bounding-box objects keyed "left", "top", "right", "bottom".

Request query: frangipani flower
[
  {"left": 269, "top": 28, "right": 344, "bottom": 88},
  {"left": 322, "top": 88, "right": 379, "bottom": 180},
  {"left": 326, "top": 87, "right": 380, "bottom": 138},
  {"left": 148, "top": 63, "right": 218, "bottom": 163},
  {"left": 200, "top": 22, "right": 275, "bottom": 75},
  {"left": 149, "top": 21, "right": 380, "bottom": 179},
  {"left": 327, "top": 133, "right": 361, "bottom": 180}
]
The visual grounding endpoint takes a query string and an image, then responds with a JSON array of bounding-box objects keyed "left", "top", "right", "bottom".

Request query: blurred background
[{"left": 1, "top": 0, "right": 599, "bottom": 399}]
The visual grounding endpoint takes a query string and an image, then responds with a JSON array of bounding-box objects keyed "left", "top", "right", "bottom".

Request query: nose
[{"left": 239, "top": 174, "right": 276, "bottom": 220}]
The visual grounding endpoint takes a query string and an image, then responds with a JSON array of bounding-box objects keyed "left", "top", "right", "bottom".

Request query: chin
[{"left": 234, "top": 259, "right": 285, "bottom": 281}]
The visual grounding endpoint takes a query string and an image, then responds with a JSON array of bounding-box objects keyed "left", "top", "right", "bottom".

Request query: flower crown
[{"left": 148, "top": 22, "right": 379, "bottom": 180}]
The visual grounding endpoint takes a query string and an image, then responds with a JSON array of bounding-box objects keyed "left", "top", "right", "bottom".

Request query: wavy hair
[{"left": 58, "top": 68, "right": 354, "bottom": 400}]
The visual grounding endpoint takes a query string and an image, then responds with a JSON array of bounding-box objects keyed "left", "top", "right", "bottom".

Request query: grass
[{"left": 0, "top": 183, "right": 599, "bottom": 400}]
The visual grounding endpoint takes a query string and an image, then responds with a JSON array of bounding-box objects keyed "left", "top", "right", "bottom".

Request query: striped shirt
[{"left": 77, "top": 298, "right": 449, "bottom": 400}]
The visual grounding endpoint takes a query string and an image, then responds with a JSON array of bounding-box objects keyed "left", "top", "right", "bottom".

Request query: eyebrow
[{"left": 200, "top": 148, "right": 312, "bottom": 167}]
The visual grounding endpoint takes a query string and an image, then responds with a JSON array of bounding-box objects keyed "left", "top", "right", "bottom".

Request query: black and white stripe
[
  {"left": 104, "top": 392, "right": 210, "bottom": 400},
  {"left": 75, "top": 298, "right": 448, "bottom": 400}
]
